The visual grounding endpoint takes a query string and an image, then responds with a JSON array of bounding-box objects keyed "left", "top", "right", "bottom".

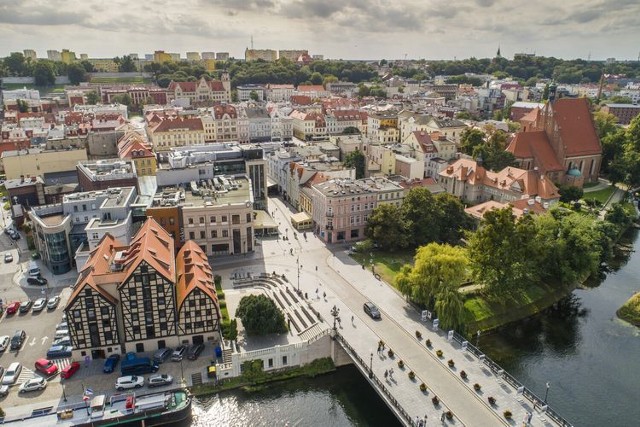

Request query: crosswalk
[{"left": 11, "top": 357, "right": 72, "bottom": 386}]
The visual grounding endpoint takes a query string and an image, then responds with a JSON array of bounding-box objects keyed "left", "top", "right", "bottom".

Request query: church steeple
[{"left": 496, "top": 45, "right": 501, "bottom": 58}]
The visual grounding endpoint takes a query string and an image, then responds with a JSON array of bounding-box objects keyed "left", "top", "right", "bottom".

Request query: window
[
  {"left": 130, "top": 301, "right": 137, "bottom": 309},
  {"left": 232, "top": 215, "right": 240, "bottom": 224},
  {"left": 221, "top": 215, "right": 228, "bottom": 222},
  {"left": 102, "top": 319, "right": 110, "bottom": 327},
  {"left": 246, "top": 213, "right": 251, "bottom": 223},
  {"left": 73, "top": 206, "right": 78, "bottom": 212},
  {"left": 282, "top": 355, "right": 288, "bottom": 365},
  {"left": 188, "top": 218, "right": 194, "bottom": 225},
  {"left": 160, "top": 322, "right": 168, "bottom": 331},
  {"left": 210, "top": 216, "right": 216, "bottom": 223},
  {"left": 211, "top": 230, "right": 217, "bottom": 238},
  {"left": 199, "top": 217, "right": 205, "bottom": 224},
  {"left": 268, "top": 358, "right": 273, "bottom": 368},
  {"left": 222, "top": 230, "right": 228, "bottom": 238},
  {"left": 74, "top": 310, "right": 81, "bottom": 318},
  {"left": 200, "top": 231, "right": 205, "bottom": 239},
  {"left": 132, "top": 313, "right": 139, "bottom": 321},
  {"left": 92, "top": 232, "right": 99, "bottom": 239},
  {"left": 105, "top": 331, "right": 113, "bottom": 341},
  {"left": 189, "top": 232, "right": 195, "bottom": 239},
  {"left": 101, "top": 306, "right": 110, "bottom": 315},
  {"left": 169, "top": 218, "right": 175, "bottom": 225}
]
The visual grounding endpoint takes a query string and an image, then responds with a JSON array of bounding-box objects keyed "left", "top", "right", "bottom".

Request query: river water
[{"left": 481, "top": 229, "right": 640, "bottom": 427}]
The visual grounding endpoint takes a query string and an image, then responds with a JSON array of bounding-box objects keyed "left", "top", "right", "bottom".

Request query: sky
[{"left": 1, "top": 0, "right": 639, "bottom": 61}]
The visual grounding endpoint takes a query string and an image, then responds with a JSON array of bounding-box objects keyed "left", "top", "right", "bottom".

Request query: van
[
  {"left": 10, "top": 330, "right": 26, "bottom": 350},
  {"left": 28, "top": 262, "right": 40, "bottom": 277}
]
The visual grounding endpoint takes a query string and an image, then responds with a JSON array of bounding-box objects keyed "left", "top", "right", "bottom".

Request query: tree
[
  {"left": 112, "top": 93, "right": 132, "bottom": 107},
  {"left": 434, "top": 193, "right": 473, "bottom": 244},
  {"left": 343, "top": 150, "right": 365, "bottom": 179},
  {"left": 249, "top": 90, "right": 259, "bottom": 101},
  {"left": 3, "top": 52, "right": 29, "bottom": 76},
  {"left": 558, "top": 184, "right": 584, "bottom": 203},
  {"left": 593, "top": 111, "right": 619, "bottom": 139},
  {"left": 235, "top": 294, "right": 287, "bottom": 336},
  {"left": 459, "top": 128, "right": 485, "bottom": 155},
  {"left": 16, "top": 99, "right": 29, "bottom": 113},
  {"left": 401, "top": 187, "right": 440, "bottom": 247},
  {"left": 366, "top": 204, "right": 408, "bottom": 251},
  {"left": 435, "top": 284, "right": 466, "bottom": 330},
  {"left": 118, "top": 55, "right": 137, "bottom": 72},
  {"left": 67, "top": 63, "right": 87, "bottom": 85},
  {"left": 342, "top": 126, "right": 360, "bottom": 135},
  {"left": 310, "top": 71, "right": 323, "bottom": 85},
  {"left": 79, "top": 60, "right": 95, "bottom": 73},
  {"left": 86, "top": 91, "right": 100, "bottom": 105},
  {"left": 32, "top": 62, "right": 56, "bottom": 86}
]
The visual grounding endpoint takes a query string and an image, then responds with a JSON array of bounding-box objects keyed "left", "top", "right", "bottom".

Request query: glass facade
[{"left": 45, "top": 231, "right": 71, "bottom": 274}]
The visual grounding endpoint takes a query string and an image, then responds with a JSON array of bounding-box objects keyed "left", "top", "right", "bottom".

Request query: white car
[
  {"left": 115, "top": 375, "right": 144, "bottom": 391},
  {"left": 47, "top": 296, "right": 60, "bottom": 310},
  {"left": 56, "top": 321, "right": 68, "bottom": 331},
  {"left": 2, "top": 363, "right": 22, "bottom": 385},
  {"left": 0, "top": 336, "right": 10, "bottom": 352},
  {"left": 148, "top": 374, "right": 173, "bottom": 388},
  {"left": 19, "top": 377, "right": 47, "bottom": 393},
  {"left": 32, "top": 298, "right": 47, "bottom": 312}
]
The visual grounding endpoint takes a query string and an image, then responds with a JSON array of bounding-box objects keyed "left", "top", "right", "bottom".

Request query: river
[{"left": 480, "top": 229, "right": 640, "bottom": 427}]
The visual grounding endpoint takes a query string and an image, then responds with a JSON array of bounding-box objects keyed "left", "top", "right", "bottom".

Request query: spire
[{"left": 496, "top": 45, "right": 501, "bottom": 58}]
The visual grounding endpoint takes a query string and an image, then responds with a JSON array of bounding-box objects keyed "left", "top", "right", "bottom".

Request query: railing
[{"left": 447, "top": 329, "right": 573, "bottom": 427}]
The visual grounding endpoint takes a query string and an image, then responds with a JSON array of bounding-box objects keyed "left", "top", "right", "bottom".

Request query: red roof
[
  {"left": 151, "top": 117, "right": 203, "bottom": 133},
  {"left": 175, "top": 240, "right": 218, "bottom": 311},
  {"left": 551, "top": 98, "right": 601, "bottom": 157},
  {"left": 212, "top": 104, "right": 237, "bottom": 119},
  {"left": 168, "top": 77, "right": 225, "bottom": 93},
  {"left": 506, "top": 131, "right": 564, "bottom": 172}
]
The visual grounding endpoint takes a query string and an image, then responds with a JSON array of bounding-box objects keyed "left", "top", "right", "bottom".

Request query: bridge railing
[{"left": 448, "top": 329, "right": 573, "bottom": 427}]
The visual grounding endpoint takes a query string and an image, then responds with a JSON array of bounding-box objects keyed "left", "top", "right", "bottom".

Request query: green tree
[
  {"left": 455, "top": 111, "right": 472, "bottom": 120},
  {"left": 67, "top": 63, "right": 87, "bottom": 85},
  {"left": 79, "top": 60, "right": 95, "bottom": 73},
  {"left": 118, "top": 55, "right": 137, "bottom": 72},
  {"left": 402, "top": 187, "right": 440, "bottom": 247},
  {"left": 249, "top": 90, "right": 259, "bottom": 101},
  {"left": 16, "top": 99, "right": 29, "bottom": 113},
  {"left": 86, "top": 91, "right": 100, "bottom": 105},
  {"left": 32, "top": 62, "right": 56, "bottom": 86},
  {"left": 342, "top": 126, "right": 360, "bottom": 135},
  {"left": 112, "top": 93, "right": 132, "bottom": 106},
  {"left": 459, "top": 128, "right": 485, "bottom": 155},
  {"left": 593, "top": 110, "right": 619, "bottom": 139},
  {"left": 310, "top": 71, "right": 323, "bottom": 85},
  {"left": 235, "top": 294, "right": 287, "bottom": 336},
  {"left": 366, "top": 204, "right": 408, "bottom": 251},
  {"left": 558, "top": 184, "right": 584, "bottom": 203},
  {"left": 343, "top": 150, "right": 365, "bottom": 179},
  {"left": 3, "top": 52, "right": 29, "bottom": 76},
  {"left": 435, "top": 284, "right": 466, "bottom": 330},
  {"left": 434, "top": 193, "right": 473, "bottom": 244}
]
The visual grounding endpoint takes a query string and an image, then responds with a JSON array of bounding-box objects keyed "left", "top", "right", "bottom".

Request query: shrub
[
  {"left": 488, "top": 396, "right": 496, "bottom": 405},
  {"left": 448, "top": 359, "right": 455, "bottom": 368},
  {"left": 408, "top": 371, "right": 415, "bottom": 380},
  {"left": 460, "top": 370, "right": 467, "bottom": 379},
  {"left": 415, "top": 330, "right": 422, "bottom": 339},
  {"left": 503, "top": 410, "right": 512, "bottom": 420},
  {"left": 398, "top": 360, "right": 404, "bottom": 369},
  {"left": 474, "top": 383, "right": 481, "bottom": 392},
  {"left": 219, "top": 300, "right": 227, "bottom": 309},
  {"left": 446, "top": 411, "right": 453, "bottom": 420},
  {"left": 420, "top": 383, "right": 426, "bottom": 392},
  {"left": 432, "top": 396, "right": 439, "bottom": 406},
  {"left": 436, "top": 349, "right": 443, "bottom": 358},
  {"left": 387, "top": 349, "right": 394, "bottom": 358},
  {"left": 0, "top": 407, "right": 4, "bottom": 418},
  {"left": 425, "top": 338, "right": 431, "bottom": 347}
]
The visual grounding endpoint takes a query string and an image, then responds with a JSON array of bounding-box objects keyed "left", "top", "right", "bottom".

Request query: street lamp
[
  {"left": 330, "top": 305, "right": 340, "bottom": 338},
  {"left": 476, "top": 330, "right": 481, "bottom": 349},
  {"left": 62, "top": 378, "right": 67, "bottom": 403},
  {"left": 369, "top": 352, "right": 373, "bottom": 379},
  {"left": 296, "top": 257, "right": 302, "bottom": 293},
  {"left": 544, "top": 382, "right": 551, "bottom": 404}
]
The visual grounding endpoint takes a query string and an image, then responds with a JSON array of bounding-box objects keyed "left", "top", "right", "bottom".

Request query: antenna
[{"left": 251, "top": 35, "right": 254, "bottom": 50}]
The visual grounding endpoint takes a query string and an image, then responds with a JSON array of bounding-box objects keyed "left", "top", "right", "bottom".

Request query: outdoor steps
[
  {"left": 298, "top": 323, "right": 327, "bottom": 341},
  {"left": 191, "top": 372, "right": 203, "bottom": 386},
  {"left": 222, "top": 348, "right": 233, "bottom": 363}
]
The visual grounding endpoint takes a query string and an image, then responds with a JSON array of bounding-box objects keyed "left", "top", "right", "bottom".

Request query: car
[
  {"left": 56, "top": 321, "right": 68, "bottom": 330},
  {"left": 0, "top": 336, "right": 10, "bottom": 352},
  {"left": 47, "top": 296, "right": 60, "bottom": 310},
  {"left": 103, "top": 354, "right": 121, "bottom": 373},
  {"left": 10, "top": 330, "right": 26, "bottom": 350},
  {"left": 34, "top": 358, "right": 59, "bottom": 376},
  {"left": 2, "top": 363, "right": 22, "bottom": 385},
  {"left": 32, "top": 298, "right": 47, "bottom": 312},
  {"left": 363, "top": 302, "right": 381, "bottom": 319},
  {"left": 148, "top": 374, "right": 173, "bottom": 388},
  {"left": 26, "top": 276, "right": 47, "bottom": 286},
  {"left": 46, "top": 345, "right": 73, "bottom": 359},
  {"left": 152, "top": 347, "right": 173, "bottom": 364},
  {"left": 54, "top": 330, "right": 69, "bottom": 340},
  {"left": 53, "top": 336, "right": 72, "bottom": 346},
  {"left": 19, "top": 300, "right": 33, "bottom": 313},
  {"left": 8, "top": 230, "right": 19, "bottom": 241},
  {"left": 171, "top": 345, "right": 188, "bottom": 362},
  {"left": 115, "top": 375, "right": 144, "bottom": 391},
  {"left": 19, "top": 377, "right": 47, "bottom": 393},
  {"left": 0, "top": 367, "right": 5, "bottom": 381},
  {"left": 0, "top": 385, "right": 9, "bottom": 397},
  {"left": 61, "top": 361, "right": 81, "bottom": 379},
  {"left": 186, "top": 343, "right": 205, "bottom": 360},
  {"left": 6, "top": 302, "right": 20, "bottom": 315},
  {"left": 3, "top": 253, "right": 12, "bottom": 263}
]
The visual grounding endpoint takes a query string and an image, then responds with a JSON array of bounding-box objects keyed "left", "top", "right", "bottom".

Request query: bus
[{"left": 121, "top": 353, "right": 159, "bottom": 376}]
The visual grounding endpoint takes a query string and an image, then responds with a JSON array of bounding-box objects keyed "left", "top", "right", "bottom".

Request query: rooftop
[{"left": 153, "top": 175, "right": 253, "bottom": 208}]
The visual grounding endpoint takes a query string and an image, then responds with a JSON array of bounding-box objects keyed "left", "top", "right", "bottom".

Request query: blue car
[
  {"left": 46, "top": 345, "right": 73, "bottom": 359},
  {"left": 103, "top": 354, "right": 121, "bottom": 373}
]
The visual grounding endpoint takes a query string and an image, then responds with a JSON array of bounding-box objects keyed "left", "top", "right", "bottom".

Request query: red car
[
  {"left": 35, "top": 358, "right": 59, "bottom": 376},
  {"left": 60, "top": 361, "right": 80, "bottom": 379},
  {"left": 6, "top": 302, "right": 20, "bottom": 315}
]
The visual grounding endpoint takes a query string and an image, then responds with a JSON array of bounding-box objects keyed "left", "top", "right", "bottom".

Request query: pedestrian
[
  {"left": 440, "top": 411, "right": 446, "bottom": 423},
  {"left": 323, "top": 292, "right": 326, "bottom": 299},
  {"left": 384, "top": 369, "right": 388, "bottom": 379},
  {"left": 315, "top": 265, "right": 318, "bottom": 271},
  {"left": 351, "top": 315, "right": 354, "bottom": 323},
  {"left": 424, "top": 414, "right": 428, "bottom": 425},
  {"left": 416, "top": 416, "right": 420, "bottom": 426},
  {"left": 389, "top": 368, "right": 394, "bottom": 379}
]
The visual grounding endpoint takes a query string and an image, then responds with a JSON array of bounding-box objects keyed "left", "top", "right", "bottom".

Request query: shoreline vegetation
[{"left": 617, "top": 292, "right": 640, "bottom": 327}]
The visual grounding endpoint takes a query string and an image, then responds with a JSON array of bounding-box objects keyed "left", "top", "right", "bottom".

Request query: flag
[{"left": 85, "top": 388, "right": 94, "bottom": 395}]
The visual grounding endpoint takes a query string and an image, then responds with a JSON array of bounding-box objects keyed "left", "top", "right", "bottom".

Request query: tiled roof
[
  {"left": 212, "top": 104, "right": 237, "bottom": 119},
  {"left": 151, "top": 117, "right": 203, "bottom": 133},
  {"left": 118, "top": 133, "right": 153, "bottom": 159},
  {"left": 175, "top": 240, "right": 218, "bottom": 311},
  {"left": 168, "top": 77, "right": 225, "bottom": 93},
  {"left": 551, "top": 98, "right": 601, "bottom": 157},
  {"left": 506, "top": 131, "right": 563, "bottom": 172},
  {"left": 297, "top": 85, "right": 325, "bottom": 92}
]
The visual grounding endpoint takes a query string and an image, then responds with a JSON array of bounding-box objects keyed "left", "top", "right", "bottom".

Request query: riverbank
[
  {"left": 190, "top": 357, "right": 336, "bottom": 397},
  {"left": 617, "top": 292, "right": 640, "bottom": 326}
]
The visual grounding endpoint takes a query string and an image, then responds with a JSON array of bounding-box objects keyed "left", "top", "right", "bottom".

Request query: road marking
[
  {"left": 29, "top": 337, "right": 36, "bottom": 346},
  {"left": 41, "top": 337, "right": 49, "bottom": 345}
]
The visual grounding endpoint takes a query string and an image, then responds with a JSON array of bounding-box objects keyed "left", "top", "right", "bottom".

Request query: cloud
[{"left": 0, "top": 5, "right": 87, "bottom": 26}]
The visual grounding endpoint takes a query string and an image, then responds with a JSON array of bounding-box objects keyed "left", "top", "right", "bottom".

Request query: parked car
[
  {"left": 0, "top": 367, "right": 5, "bottom": 381},
  {"left": 363, "top": 301, "right": 381, "bottom": 319},
  {"left": 152, "top": 347, "right": 173, "bottom": 364},
  {"left": 115, "top": 375, "right": 144, "bottom": 391},
  {"left": 0, "top": 336, "right": 10, "bottom": 352},
  {"left": 10, "top": 330, "right": 26, "bottom": 350},
  {"left": 26, "top": 276, "right": 47, "bottom": 286},
  {"left": 186, "top": 343, "right": 205, "bottom": 360},
  {"left": 19, "top": 300, "right": 33, "bottom": 313},
  {"left": 61, "top": 361, "right": 81, "bottom": 379},
  {"left": 103, "top": 354, "right": 121, "bottom": 373},
  {"left": 2, "top": 362, "right": 22, "bottom": 385},
  {"left": 56, "top": 321, "right": 68, "bottom": 330},
  {"left": 32, "top": 298, "right": 47, "bottom": 312},
  {"left": 34, "top": 358, "right": 59, "bottom": 376},
  {"left": 171, "top": 345, "right": 188, "bottom": 362},
  {"left": 19, "top": 377, "right": 47, "bottom": 393},
  {"left": 53, "top": 336, "right": 72, "bottom": 346},
  {"left": 3, "top": 253, "right": 12, "bottom": 263},
  {"left": 148, "top": 374, "right": 173, "bottom": 388},
  {"left": 0, "top": 385, "right": 9, "bottom": 397},
  {"left": 46, "top": 345, "right": 73, "bottom": 359},
  {"left": 7, "top": 229, "right": 19, "bottom": 241},
  {"left": 47, "top": 296, "right": 60, "bottom": 310},
  {"left": 6, "top": 302, "right": 20, "bottom": 315}
]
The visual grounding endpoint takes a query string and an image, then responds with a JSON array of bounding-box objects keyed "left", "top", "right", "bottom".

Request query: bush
[
  {"left": 448, "top": 359, "right": 455, "bottom": 368},
  {"left": 446, "top": 411, "right": 453, "bottom": 420},
  {"left": 425, "top": 339, "right": 431, "bottom": 347},
  {"left": 415, "top": 330, "right": 422, "bottom": 339},
  {"left": 432, "top": 396, "right": 439, "bottom": 406},
  {"left": 436, "top": 349, "right": 443, "bottom": 358},
  {"left": 503, "top": 410, "right": 512, "bottom": 420},
  {"left": 387, "top": 349, "right": 394, "bottom": 358},
  {"left": 235, "top": 294, "right": 287, "bottom": 336},
  {"left": 488, "top": 396, "right": 496, "bottom": 405},
  {"left": 420, "top": 383, "right": 426, "bottom": 392},
  {"left": 398, "top": 360, "right": 404, "bottom": 369},
  {"left": 460, "top": 370, "right": 467, "bottom": 379},
  {"left": 408, "top": 371, "right": 415, "bottom": 380},
  {"left": 0, "top": 407, "right": 4, "bottom": 418},
  {"left": 474, "top": 383, "right": 481, "bottom": 392},
  {"left": 219, "top": 300, "right": 227, "bottom": 309}
]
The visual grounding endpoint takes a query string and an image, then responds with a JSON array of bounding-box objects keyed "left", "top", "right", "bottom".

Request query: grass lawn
[
  {"left": 582, "top": 185, "right": 616, "bottom": 204},
  {"left": 351, "top": 250, "right": 415, "bottom": 286},
  {"left": 90, "top": 76, "right": 151, "bottom": 84},
  {"left": 617, "top": 292, "right": 640, "bottom": 326}
]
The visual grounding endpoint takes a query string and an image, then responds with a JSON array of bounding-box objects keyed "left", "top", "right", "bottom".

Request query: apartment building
[
  {"left": 245, "top": 49, "right": 277, "bottom": 62},
  {"left": 147, "top": 117, "right": 205, "bottom": 151},
  {"left": 266, "top": 84, "right": 295, "bottom": 102},
  {"left": 117, "top": 132, "right": 157, "bottom": 176},
  {"left": 166, "top": 76, "right": 231, "bottom": 105},
  {"left": 600, "top": 103, "right": 640, "bottom": 125},
  {"left": 77, "top": 159, "right": 138, "bottom": 192},
  {"left": 1, "top": 147, "right": 89, "bottom": 180}
]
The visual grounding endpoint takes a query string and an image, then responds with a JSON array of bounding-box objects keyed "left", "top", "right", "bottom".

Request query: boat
[{"left": 12, "top": 387, "right": 192, "bottom": 427}]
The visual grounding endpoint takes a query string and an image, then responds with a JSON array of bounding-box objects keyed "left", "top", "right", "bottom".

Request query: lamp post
[
  {"left": 296, "top": 257, "right": 302, "bottom": 293},
  {"left": 62, "top": 378, "right": 67, "bottom": 403},
  {"left": 544, "top": 382, "right": 550, "bottom": 404},
  {"left": 330, "top": 305, "right": 340, "bottom": 338},
  {"left": 369, "top": 352, "right": 373, "bottom": 379},
  {"left": 476, "top": 330, "right": 481, "bottom": 349}
]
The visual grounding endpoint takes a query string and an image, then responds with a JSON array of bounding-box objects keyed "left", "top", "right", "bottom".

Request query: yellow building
[
  {"left": 153, "top": 50, "right": 172, "bottom": 63},
  {"left": 88, "top": 58, "right": 119, "bottom": 72},
  {"left": 61, "top": 49, "right": 77, "bottom": 64},
  {"left": 1, "top": 148, "right": 88, "bottom": 180},
  {"left": 245, "top": 48, "right": 277, "bottom": 62},
  {"left": 204, "top": 59, "right": 216, "bottom": 72},
  {"left": 118, "top": 132, "right": 157, "bottom": 176}
]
